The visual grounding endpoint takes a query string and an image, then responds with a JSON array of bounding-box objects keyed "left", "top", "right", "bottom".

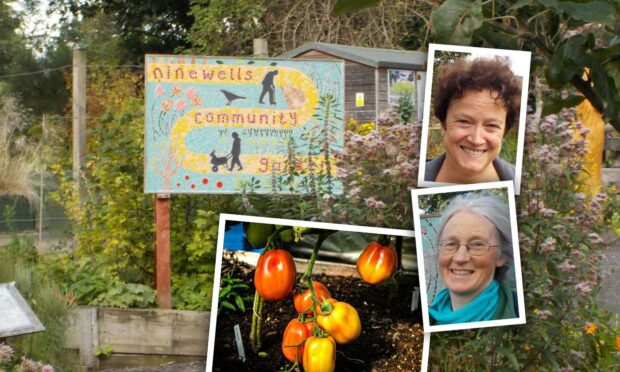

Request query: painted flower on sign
[
  {"left": 155, "top": 85, "right": 165, "bottom": 98},
  {"left": 161, "top": 99, "right": 173, "bottom": 112}
]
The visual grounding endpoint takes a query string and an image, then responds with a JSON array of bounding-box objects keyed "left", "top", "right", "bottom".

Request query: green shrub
[
  {"left": 50, "top": 69, "right": 239, "bottom": 311},
  {"left": 0, "top": 236, "right": 72, "bottom": 368},
  {"left": 428, "top": 110, "right": 620, "bottom": 370}
]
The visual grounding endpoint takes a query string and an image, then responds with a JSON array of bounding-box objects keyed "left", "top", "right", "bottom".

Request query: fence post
[
  {"left": 78, "top": 307, "right": 99, "bottom": 369},
  {"left": 72, "top": 50, "right": 87, "bottom": 202},
  {"left": 253, "top": 38, "right": 268, "bottom": 58}
]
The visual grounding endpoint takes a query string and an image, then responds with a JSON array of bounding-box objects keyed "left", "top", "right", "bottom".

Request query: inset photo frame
[
  {"left": 206, "top": 214, "right": 430, "bottom": 371},
  {"left": 417, "top": 44, "right": 531, "bottom": 194},
  {"left": 411, "top": 181, "right": 526, "bottom": 332}
]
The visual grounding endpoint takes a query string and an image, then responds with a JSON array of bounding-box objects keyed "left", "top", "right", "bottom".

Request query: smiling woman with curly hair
[{"left": 425, "top": 57, "right": 522, "bottom": 184}]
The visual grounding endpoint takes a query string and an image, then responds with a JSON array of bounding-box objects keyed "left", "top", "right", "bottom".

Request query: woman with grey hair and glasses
[{"left": 429, "top": 193, "right": 517, "bottom": 325}]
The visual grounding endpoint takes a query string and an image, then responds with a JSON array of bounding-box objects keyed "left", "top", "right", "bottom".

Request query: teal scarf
[{"left": 429, "top": 279, "right": 499, "bottom": 325}]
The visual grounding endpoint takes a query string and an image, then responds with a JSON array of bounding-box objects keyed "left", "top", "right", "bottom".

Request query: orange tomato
[
  {"left": 303, "top": 336, "right": 336, "bottom": 372},
  {"left": 356, "top": 241, "right": 397, "bottom": 285},
  {"left": 254, "top": 249, "right": 296, "bottom": 301},
  {"left": 294, "top": 281, "right": 332, "bottom": 314},
  {"left": 316, "top": 300, "right": 361, "bottom": 345},
  {"left": 282, "top": 318, "right": 314, "bottom": 363}
]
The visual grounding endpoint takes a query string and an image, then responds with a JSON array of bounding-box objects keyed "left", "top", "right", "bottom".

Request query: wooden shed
[{"left": 280, "top": 42, "right": 427, "bottom": 124}]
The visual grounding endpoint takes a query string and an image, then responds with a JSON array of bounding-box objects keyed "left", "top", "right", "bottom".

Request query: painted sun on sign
[{"left": 144, "top": 55, "right": 344, "bottom": 194}]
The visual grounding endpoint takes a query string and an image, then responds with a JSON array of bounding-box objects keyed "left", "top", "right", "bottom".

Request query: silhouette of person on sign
[
  {"left": 229, "top": 132, "right": 243, "bottom": 171},
  {"left": 259, "top": 70, "right": 279, "bottom": 105}
]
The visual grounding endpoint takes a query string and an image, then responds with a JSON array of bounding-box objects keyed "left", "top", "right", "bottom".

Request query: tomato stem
[
  {"left": 263, "top": 225, "right": 292, "bottom": 251},
  {"left": 378, "top": 234, "right": 390, "bottom": 246},
  {"left": 299, "top": 231, "right": 332, "bottom": 286},
  {"left": 395, "top": 235, "right": 403, "bottom": 271},
  {"left": 249, "top": 290, "right": 264, "bottom": 353}
]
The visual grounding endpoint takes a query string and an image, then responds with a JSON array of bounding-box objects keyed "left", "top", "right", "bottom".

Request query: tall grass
[
  {"left": 0, "top": 235, "right": 73, "bottom": 368},
  {"left": 0, "top": 95, "right": 39, "bottom": 203}
]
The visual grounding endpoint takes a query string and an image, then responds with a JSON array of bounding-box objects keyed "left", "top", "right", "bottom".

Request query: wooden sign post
[{"left": 155, "top": 194, "right": 171, "bottom": 309}]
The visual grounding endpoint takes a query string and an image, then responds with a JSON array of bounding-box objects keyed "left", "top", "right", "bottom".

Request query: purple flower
[
  {"left": 575, "top": 282, "right": 593, "bottom": 294},
  {"left": 587, "top": 233, "right": 604, "bottom": 245},
  {"left": 558, "top": 260, "right": 577, "bottom": 272},
  {"left": 0, "top": 343, "right": 13, "bottom": 364},
  {"left": 535, "top": 309, "right": 552, "bottom": 320},
  {"left": 364, "top": 197, "right": 386, "bottom": 209},
  {"left": 540, "top": 237, "right": 557, "bottom": 253}
]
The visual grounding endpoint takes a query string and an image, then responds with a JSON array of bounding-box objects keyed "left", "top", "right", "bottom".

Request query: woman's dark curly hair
[{"left": 433, "top": 56, "right": 522, "bottom": 135}]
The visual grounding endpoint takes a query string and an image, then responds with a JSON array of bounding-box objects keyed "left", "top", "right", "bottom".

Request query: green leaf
[
  {"left": 496, "top": 347, "right": 520, "bottom": 370},
  {"left": 453, "top": 4, "right": 484, "bottom": 44},
  {"left": 560, "top": 1, "right": 615, "bottom": 26},
  {"left": 509, "top": 0, "right": 533, "bottom": 11},
  {"left": 219, "top": 286, "right": 232, "bottom": 298},
  {"left": 220, "top": 301, "right": 236, "bottom": 311},
  {"left": 546, "top": 260, "right": 560, "bottom": 279},
  {"left": 476, "top": 23, "right": 519, "bottom": 50},
  {"left": 546, "top": 35, "right": 592, "bottom": 88},
  {"left": 542, "top": 93, "right": 585, "bottom": 116},
  {"left": 332, "top": 0, "right": 382, "bottom": 15},
  {"left": 430, "top": 0, "right": 471, "bottom": 43},
  {"left": 543, "top": 349, "right": 560, "bottom": 369},
  {"left": 235, "top": 295, "right": 246, "bottom": 312}
]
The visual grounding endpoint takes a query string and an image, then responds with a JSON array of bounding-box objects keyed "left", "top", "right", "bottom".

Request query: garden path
[{"left": 597, "top": 229, "right": 620, "bottom": 325}]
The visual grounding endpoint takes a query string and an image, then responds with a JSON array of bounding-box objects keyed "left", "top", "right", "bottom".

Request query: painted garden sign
[{"left": 144, "top": 55, "right": 344, "bottom": 194}]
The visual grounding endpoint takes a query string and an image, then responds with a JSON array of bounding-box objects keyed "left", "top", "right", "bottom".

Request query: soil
[{"left": 213, "top": 254, "right": 424, "bottom": 371}]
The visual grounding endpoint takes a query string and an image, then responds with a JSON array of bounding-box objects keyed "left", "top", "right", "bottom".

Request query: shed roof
[{"left": 280, "top": 42, "right": 427, "bottom": 70}]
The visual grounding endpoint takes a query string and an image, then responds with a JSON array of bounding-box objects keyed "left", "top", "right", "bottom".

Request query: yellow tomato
[
  {"left": 303, "top": 336, "right": 336, "bottom": 372},
  {"left": 316, "top": 300, "right": 361, "bottom": 344}
]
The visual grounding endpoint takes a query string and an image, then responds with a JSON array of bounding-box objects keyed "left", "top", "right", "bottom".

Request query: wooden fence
[{"left": 65, "top": 307, "right": 210, "bottom": 369}]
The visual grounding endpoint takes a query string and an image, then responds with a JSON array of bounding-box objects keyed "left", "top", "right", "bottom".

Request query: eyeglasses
[{"left": 438, "top": 240, "right": 499, "bottom": 256}]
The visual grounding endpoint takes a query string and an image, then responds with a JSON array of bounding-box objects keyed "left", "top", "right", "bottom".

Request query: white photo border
[
  {"left": 206, "top": 214, "right": 430, "bottom": 371},
  {"left": 411, "top": 181, "right": 526, "bottom": 333},
  {"left": 416, "top": 44, "right": 531, "bottom": 195}
]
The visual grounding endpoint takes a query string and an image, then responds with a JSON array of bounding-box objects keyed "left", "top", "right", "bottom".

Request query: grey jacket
[{"left": 424, "top": 153, "right": 515, "bottom": 182}]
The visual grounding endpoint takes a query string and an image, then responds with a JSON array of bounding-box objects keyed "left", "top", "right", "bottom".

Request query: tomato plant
[
  {"left": 281, "top": 318, "right": 314, "bottom": 363},
  {"left": 316, "top": 299, "right": 362, "bottom": 344},
  {"left": 294, "top": 281, "right": 331, "bottom": 315},
  {"left": 254, "top": 249, "right": 296, "bottom": 301},
  {"left": 356, "top": 241, "right": 397, "bottom": 285},
  {"left": 303, "top": 336, "right": 336, "bottom": 372}
]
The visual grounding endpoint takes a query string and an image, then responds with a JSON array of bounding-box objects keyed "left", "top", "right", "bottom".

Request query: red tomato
[
  {"left": 282, "top": 318, "right": 314, "bottom": 363},
  {"left": 254, "top": 249, "right": 296, "bottom": 301},
  {"left": 356, "top": 241, "right": 397, "bottom": 285},
  {"left": 294, "top": 281, "right": 332, "bottom": 315}
]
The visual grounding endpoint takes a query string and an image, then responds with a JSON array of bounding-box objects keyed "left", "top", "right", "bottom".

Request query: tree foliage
[
  {"left": 49, "top": 0, "right": 193, "bottom": 64},
  {"left": 0, "top": 2, "right": 70, "bottom": 116},
  {"left": 186, "top": 0, "right": 433, "bottom": 57},
  {"left": 428, "top": 0, "right": 620, "bottom": 131},
  {"left": 334, "top": 0, "right": 620, "bottom": 131}
]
